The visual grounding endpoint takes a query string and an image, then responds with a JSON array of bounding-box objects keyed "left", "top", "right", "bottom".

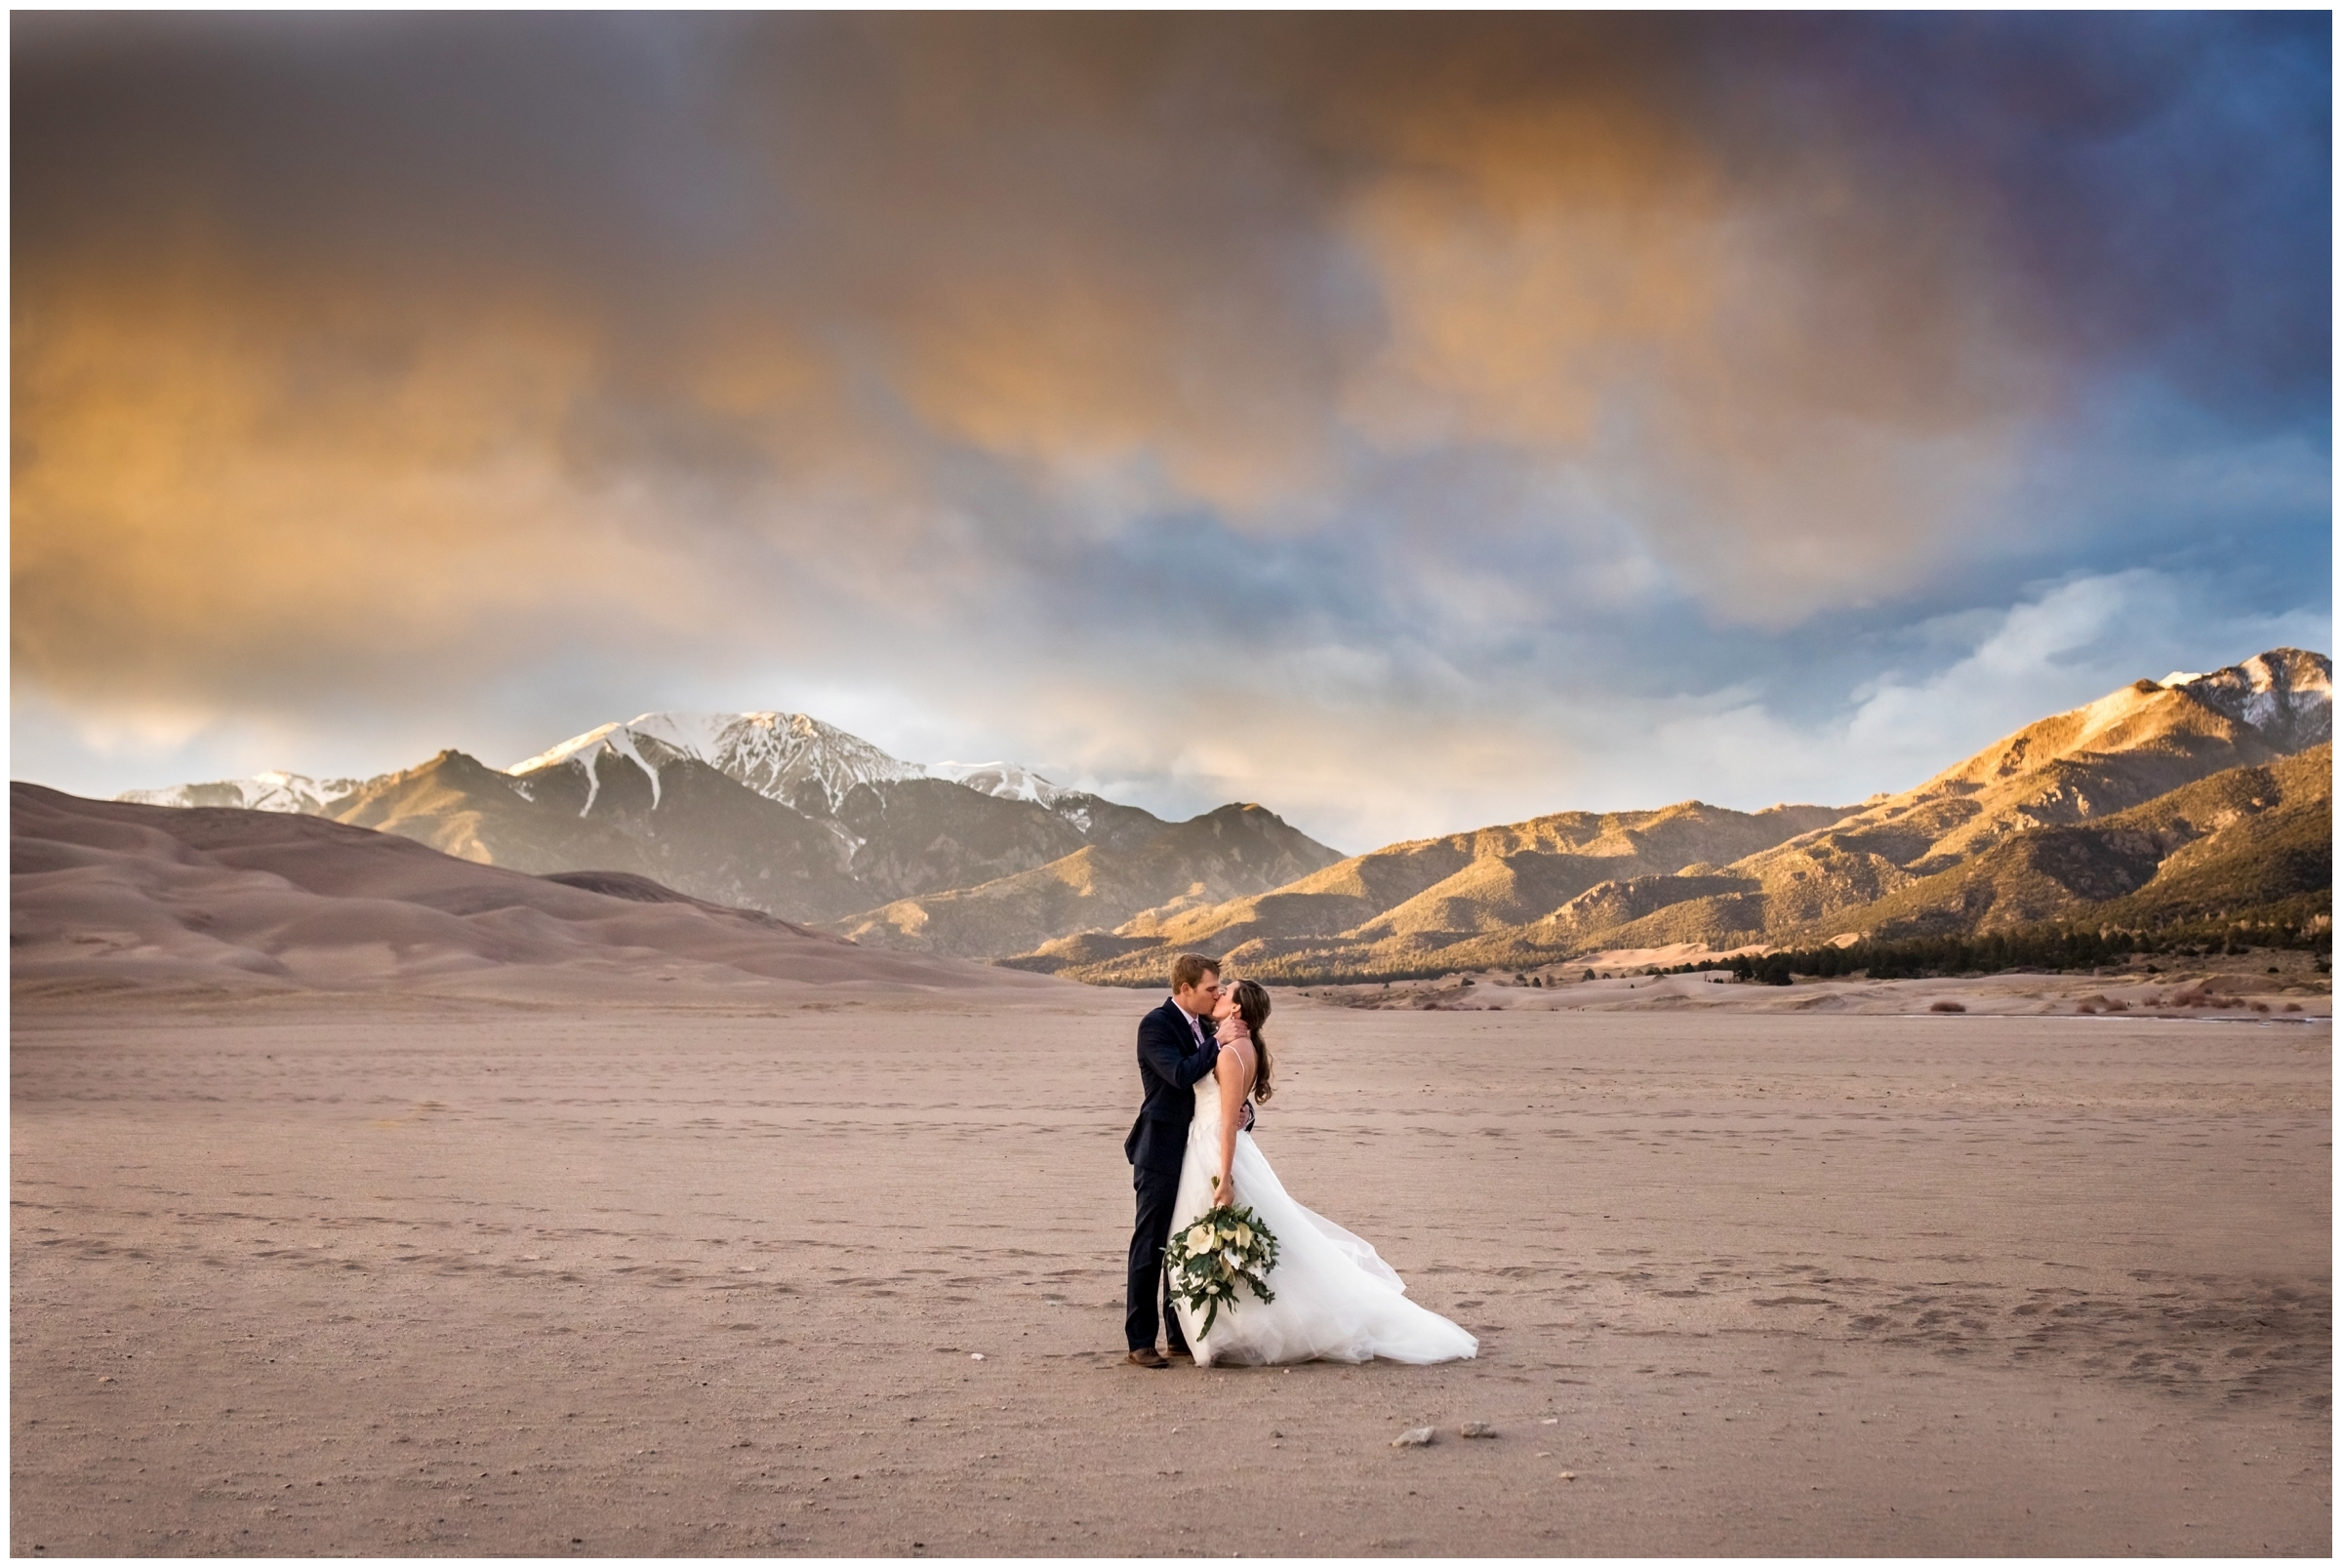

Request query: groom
[{"left": 1124, "top": 952, "right": 1250, "bottom": 1368}]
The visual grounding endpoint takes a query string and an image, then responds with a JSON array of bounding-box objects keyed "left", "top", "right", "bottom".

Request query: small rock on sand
[
  {"left": 1557, "top": 1470, "right": 1577, "bottom": 1481},
  {"left": 1459, "top": 1422, "right": 1496, "bottom": 1438},
  {"left": 1392, "top": 1427, "right": 1435, "bottom": 1448}
]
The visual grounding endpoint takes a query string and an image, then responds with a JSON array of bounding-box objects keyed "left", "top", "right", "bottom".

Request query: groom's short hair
[{"left": 1169, "top": 953, "right": 1221, "bottom": 992}]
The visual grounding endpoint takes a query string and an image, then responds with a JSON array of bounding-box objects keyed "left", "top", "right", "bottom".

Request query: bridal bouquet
[{"left": 1164, "top": 1200, "right": 1280, "bottom": 1339}]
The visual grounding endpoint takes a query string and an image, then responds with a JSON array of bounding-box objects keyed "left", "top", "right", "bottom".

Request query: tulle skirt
[{"left": 1168, "top": 1078, "right": 1477, "bottom": 1367}]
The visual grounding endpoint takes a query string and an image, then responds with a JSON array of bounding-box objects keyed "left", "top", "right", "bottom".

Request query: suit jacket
[{"left": 1124, "top": 996, "right": 1222, "bottom": 1172}]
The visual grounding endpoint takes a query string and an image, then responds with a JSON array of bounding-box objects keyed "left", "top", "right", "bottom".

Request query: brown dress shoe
[{"left": 1125, "top": 1347, "right": 1169, "bottom": 1368}]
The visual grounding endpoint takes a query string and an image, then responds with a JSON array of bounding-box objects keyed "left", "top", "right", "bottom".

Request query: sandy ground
[
  {"left": 1303, "top": 951, "right": 2335, "bottom": 1020},
  {"left": 12, "top": 983, "right": 2330, "bottom": 1555}
]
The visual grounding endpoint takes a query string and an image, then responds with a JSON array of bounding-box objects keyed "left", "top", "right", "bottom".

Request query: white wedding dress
[{"left": 1167, "top": 1066, "right": 1477, "bottom": 1367}]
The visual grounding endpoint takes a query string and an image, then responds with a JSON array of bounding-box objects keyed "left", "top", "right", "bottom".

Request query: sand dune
[{"left": 10, "top": 784, "right": 1059, "bottom": 999}]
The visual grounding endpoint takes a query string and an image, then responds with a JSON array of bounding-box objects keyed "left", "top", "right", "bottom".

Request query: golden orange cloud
[{"left": 11, "top": 266, "right": 708, "bottom": 711}]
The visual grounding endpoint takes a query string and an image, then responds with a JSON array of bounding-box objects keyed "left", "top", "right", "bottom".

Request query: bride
[{"left": 1167, "top": 978, "right": 1477, "bottom": 1367}]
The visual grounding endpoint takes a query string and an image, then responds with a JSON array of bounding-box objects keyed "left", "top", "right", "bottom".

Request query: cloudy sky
[{"left": 12, "top": 13, "right": 2330, "bottom": 852}]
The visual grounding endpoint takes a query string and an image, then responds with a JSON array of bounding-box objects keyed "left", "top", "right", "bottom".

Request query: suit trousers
[{"left": 1126, "top": 1156, "right": 1189, "bottom": 1352}]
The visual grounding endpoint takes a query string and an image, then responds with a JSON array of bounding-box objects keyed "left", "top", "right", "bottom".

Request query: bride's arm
[{"left": 1212, "top": 1023, "right": 1253, "bottom": 1206}]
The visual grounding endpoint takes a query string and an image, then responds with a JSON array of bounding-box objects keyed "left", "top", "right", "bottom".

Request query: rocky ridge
[{"left": 1025, "top": 648, "right": 2331, "bottom": 983}]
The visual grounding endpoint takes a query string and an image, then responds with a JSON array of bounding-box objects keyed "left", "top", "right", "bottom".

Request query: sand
[
  {"left": 11, "top": 981, "right": 2329, "bottom": 1556},
  {"left": 1302, "top": 958, "right": 2337, "bottom": 1022},
  {"left": 10, "top": 783, "right": 1051, "bottom": 1001}
]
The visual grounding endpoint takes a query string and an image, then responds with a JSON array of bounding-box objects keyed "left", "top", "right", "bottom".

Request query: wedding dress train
[{"left": 1167, "top": 1072, "right": 1477, "bottom": 1367}]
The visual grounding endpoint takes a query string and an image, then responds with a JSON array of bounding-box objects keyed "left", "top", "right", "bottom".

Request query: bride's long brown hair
[{"left": 1231, "top": 978, "right": 1274, "bottom": 1103}]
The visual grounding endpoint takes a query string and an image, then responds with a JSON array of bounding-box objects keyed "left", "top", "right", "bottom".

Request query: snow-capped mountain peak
[
  {"left": 508, "top": 711, "right": 1066, "bottom": 815},
  {"left": 115, "top": 770, "right": 362, "bottom": 814},
  {"left": 505, "top": 721, "right": 631, "bottom": 777},
  {"left": 508, "top": 720, "right": 691, "bottom": 812},
  {"left": 926, "top": 759, "right": 1070, "bottom": 806},
  {"left": 2166, "top": 648, "right": 2332, "bottom": 749},
  {"left": 510, "top": 710, "right": 924, "bottom": 813}
]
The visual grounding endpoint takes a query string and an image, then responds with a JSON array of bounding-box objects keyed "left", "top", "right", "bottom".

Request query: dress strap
[{"left": 1219, "top": 1040, "right": 1256, "bottom": 1093}]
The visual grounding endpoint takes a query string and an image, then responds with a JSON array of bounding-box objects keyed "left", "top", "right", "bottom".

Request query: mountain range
[
  {"left": 119, "top": 710, "right": 1346, "bottom": 936},
  {"left": 1016, "top": 648, "right": 2330, "bottom": 982},
  {"left": 104, "top": 649, "right": 2330, "bottom": 983}
]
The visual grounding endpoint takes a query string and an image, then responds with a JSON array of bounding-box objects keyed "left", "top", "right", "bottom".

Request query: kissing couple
[{"left": 1123, "top": 953, "right": 1478, "bottom": 1368}]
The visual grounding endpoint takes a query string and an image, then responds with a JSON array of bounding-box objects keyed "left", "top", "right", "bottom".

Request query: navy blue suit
[{"left": 1125, "top": 996, "right": 1221, "bottom": 1351}]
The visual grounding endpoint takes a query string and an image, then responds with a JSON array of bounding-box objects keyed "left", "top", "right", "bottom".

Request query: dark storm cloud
[{"left": 12, "top": 14, "right": 2328, "bottom": 844}]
